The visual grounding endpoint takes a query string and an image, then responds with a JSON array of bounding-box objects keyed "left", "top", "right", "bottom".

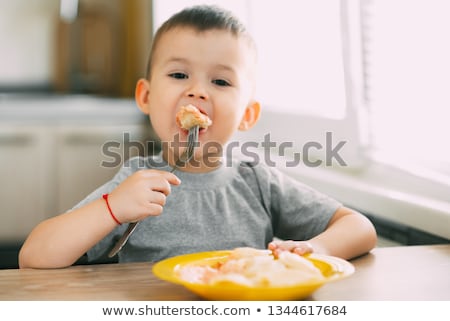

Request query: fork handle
[
  {"left": 108, "top": 222, "right": 139, "bottom": 257},
  {"left": 108, "top": 125, "right": 198, "bottom": 258}
]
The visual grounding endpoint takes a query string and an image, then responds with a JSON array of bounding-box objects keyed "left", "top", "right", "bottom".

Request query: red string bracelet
[{"left": 102, "top": 194, "right": 121, "bottom": 225}]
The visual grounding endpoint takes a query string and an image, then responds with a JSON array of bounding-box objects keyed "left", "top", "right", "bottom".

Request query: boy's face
[{"left": 137, "top": 27, "right": 259, "bottom": 169}]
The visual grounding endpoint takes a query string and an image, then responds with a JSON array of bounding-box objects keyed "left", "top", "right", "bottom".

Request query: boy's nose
[
  {"left": 188, "top": 93, "right": 207, "bottom": 100},
  {"left": 186, "top": 82, "right": 208, "bottom": 100}
]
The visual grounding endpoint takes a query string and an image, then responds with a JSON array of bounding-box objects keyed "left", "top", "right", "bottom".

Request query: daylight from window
[
  {"left": 154, "top": 0, "right": 450, "bottom": 180},
  {"left": 365, "top": 0, "right": 450, "bottom": 175}
]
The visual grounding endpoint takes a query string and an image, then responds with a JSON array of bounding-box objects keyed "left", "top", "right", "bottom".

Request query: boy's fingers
[
  {"left": 148, "top": 190, "right": 167, "bottom": 206},
  {"left": 146, "top": 203, "right": 164, "bottom": 216},
  {"left": 269, "top": 240, "right": 313, "bottom": 257},
  {"left": 159, "top": 171, "right": 181, "bottom": 185},
  {"left": 270, "top": 240, "right": 296, "bottom": 251},
  {"left": 293, "top": 243, "right": 313, "bottom": 255},
  {"left": 139, "top": 169, "right": 181, "bottom": 186},
  {"left": 147, "top": 177, "right": 176, "bottom": 196}
]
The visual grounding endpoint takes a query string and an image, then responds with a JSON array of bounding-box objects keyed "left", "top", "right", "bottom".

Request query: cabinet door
[
  {"left": 56, "top": 124, "right": 146, "bottom": 213},
  {"left": 0, "top": 126, "right": 53, "bottom": 242}
]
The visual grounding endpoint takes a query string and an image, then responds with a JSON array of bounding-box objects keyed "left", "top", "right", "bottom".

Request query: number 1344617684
[{"left": 267, "top": 305, "right": 347, "bottom": 316}]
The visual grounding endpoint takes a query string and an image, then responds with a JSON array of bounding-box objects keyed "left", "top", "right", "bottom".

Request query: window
[
  {"left": 153, "top": 0, "right": 450, "bottom": 180},
  {"left": 153, "top": 0, "right": 366, "bottom": 167},
  {"left": 153, "top": 0, "right": 450, "bottom": 240},
  {"left": 247, "top": 0, "right": 367, "bottom": 168},
  {"left": 251, "top": 0, "right": 347, "bottom": 119},
  {"left": 363, "top": 0, "right": 450, "bottom": 177}
]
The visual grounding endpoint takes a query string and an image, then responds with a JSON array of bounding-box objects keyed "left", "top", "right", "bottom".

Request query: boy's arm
[
  {"left": 309, "top": 206, "right": 378, "bottom": 259},
  {"left": 19, "top": 198, "right": 118, "bottom": 269},
  {"left": 269, "top": 207, "right": 377, "bottom": 260},
  {"left": 19, "top": 169, "right": 181, "bottom": 269}
]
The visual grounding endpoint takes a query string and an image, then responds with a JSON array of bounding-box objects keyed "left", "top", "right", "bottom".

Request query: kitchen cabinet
[
  {"left": 0, "top": 125, "right": 53, "bottom": 242},
  {"left": 0, "top": 123, "right": 147, "bottom": 242},
  {"left": 55, "top": 124, "right": 146, "bottom": 213},
  {"left": 0, "top": 96, "right": 151, "bottom": 243}
]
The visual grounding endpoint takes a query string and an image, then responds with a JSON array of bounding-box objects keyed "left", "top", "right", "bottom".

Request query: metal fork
[{"left": 107, "top": 125, "right": 199, "bottom": 258}]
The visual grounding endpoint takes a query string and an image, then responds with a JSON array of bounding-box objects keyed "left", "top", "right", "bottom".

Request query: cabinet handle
[{"left": 0, "top": 134, "right": 32, "bottom": 145}]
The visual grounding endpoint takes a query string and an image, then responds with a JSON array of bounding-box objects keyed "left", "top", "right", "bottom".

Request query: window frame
[{"left": 239, "top": 0, "right": 369, "bottom": 169}]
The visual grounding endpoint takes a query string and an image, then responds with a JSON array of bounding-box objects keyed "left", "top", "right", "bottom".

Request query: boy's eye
[
  {"left": 169, "top": 72, "right": 188, "bottom": 79},
  {"left": 212, "top": 79, "right": 231, "bottom": 87}
]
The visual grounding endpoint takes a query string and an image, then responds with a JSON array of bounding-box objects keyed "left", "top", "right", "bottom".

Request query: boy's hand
[
  {"left": 106, "top": 170, "right": 181, "bottom": 223},
  {"left": 268, "top": 240, "right": 314, "bottom": 258}
]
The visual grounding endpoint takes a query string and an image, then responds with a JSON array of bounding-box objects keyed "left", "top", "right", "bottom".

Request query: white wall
[{"left": 0, "top": 0, "right": 59, "bottom": 86}]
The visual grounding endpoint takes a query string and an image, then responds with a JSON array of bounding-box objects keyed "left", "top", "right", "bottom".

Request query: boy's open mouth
[{"left": 176, "top": 104, "right": 212, "bottom": 136}]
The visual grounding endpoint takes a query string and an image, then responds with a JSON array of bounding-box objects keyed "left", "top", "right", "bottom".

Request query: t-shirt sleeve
[{"left": 251, "top": 163, "right": 342, "bottom": 241}]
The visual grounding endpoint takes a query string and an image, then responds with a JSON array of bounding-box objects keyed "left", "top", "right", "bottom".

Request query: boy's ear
[
  {"left": 135, "top": 79, "right": 151, "bottom": 114},
  {"left": 238, "top": 100, "right": 261, "bottom": 131}
]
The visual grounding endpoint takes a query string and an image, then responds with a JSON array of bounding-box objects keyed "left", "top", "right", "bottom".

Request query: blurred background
[
  {"left": 1, "top": 0, "right": 449, "bottom": 268},
  {"left": 0, "top": 0, "right": 154, "bottom": 267},
  {"left": 0, "top": 0, "right": 151, "bottom": 96}
]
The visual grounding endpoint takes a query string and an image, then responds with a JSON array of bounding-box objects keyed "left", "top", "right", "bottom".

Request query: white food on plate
[{"left": 176, "top": 247, "right": 325, "bottom": 287}]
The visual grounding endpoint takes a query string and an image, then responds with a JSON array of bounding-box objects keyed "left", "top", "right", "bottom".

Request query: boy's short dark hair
[{"left": 146, "top": 5, "right": 255, "bottom": 78}]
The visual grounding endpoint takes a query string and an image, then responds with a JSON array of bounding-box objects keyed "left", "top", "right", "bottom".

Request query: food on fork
[
  {"left": 176, "top": 247, "right": 325, "bottom": 287},
  {"left": 176, "top": 104, "right": 212, "bottom": 130}
]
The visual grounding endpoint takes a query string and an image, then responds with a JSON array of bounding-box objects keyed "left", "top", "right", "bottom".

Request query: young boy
[{"left": 19, "top": 5, "right": 377, "bottom": 268}]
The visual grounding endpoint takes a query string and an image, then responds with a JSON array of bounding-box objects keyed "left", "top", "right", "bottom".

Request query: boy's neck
[{"left": 162, "top": 149, "right": 223, "bottom": 173}]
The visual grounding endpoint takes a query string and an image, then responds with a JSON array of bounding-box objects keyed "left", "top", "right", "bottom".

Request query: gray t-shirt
[{"left": 73, "top": 153, "right": 341, "bottom": 263}]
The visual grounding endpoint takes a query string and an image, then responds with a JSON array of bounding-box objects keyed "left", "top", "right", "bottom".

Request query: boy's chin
[{"left": 165, "top": 150, "right": 223, "bottom": 172}]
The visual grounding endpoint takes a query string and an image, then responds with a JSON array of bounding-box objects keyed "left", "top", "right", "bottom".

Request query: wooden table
[{"left": 1, "top": 244, "right": 448, "bottom": 300}]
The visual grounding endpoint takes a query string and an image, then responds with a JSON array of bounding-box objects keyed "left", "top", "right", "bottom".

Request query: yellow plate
[{"left": 152, "top": 250, "right": 354, "bottom": 301}]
